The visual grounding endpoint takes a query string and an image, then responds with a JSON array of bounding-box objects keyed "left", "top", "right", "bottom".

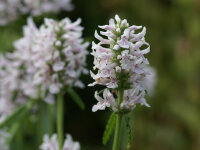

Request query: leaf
[
  {"left": 125, "top": 117, "right": 132, "bottom": 149},
  {"left": 102, "top": 112, "right": 116, "bottom": 145},
  {"left": 0, "top": 100, "right": 33, "bottom": 129},
  {"left": 7, "top": 123, "right": 20, "bottom": 143},
  {"left": 66, "top": 88, "right": 85, "bottom": 110}
]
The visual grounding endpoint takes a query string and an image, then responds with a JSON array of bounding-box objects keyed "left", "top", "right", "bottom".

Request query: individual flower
[
  {"left": 0, "top": 0, "right": 73, "bottom": 26},
  {"left": 89, "top": 14, "right": 152, "bottom": 112},
  {"left": 30, "top": 17, "right": 89, "bottom": 98},
  {"left": 40, "top": 134, "right": 80, "bottom": 150}
]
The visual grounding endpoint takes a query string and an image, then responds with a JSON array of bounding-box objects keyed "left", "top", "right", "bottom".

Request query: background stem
[{"left": 57, "top": 93, "right": 64, "bottom": 150}]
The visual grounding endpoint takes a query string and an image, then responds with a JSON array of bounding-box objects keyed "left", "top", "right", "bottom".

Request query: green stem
[
  {"left": 112, "top": 89, "right": 124, "bottom": 150},
  {"left": 57, "top": 93, "right": 64, "bottom": 150},
  {"left": 48, "top": 104, "right": 55, "bottom": 135}
]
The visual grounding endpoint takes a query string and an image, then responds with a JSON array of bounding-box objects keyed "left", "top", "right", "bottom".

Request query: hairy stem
[
  {"left": 112, "top": 89, "right": 124, "bottom": 150},
  {"left": 57, "top": 93, "right": 64, "bottom": 150}
]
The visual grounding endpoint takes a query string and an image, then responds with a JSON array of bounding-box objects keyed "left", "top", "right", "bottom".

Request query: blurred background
[{"left": 0, "top": 0, "right": 200, "bottom": 150}]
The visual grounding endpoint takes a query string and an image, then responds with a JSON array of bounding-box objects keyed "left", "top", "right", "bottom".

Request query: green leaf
[
  {"left": 125, "top": 117, "right": 132, "bottom": 149},
  {"left": 66, "top": 88, "right": 85, "bottom": 110},
  {"left": 0, "top": 100, "right": 33, "bottom": 129},
  {"left": 102, "top": 112, "right": 116, "bottom": 145},
  {"left": 7, "top": 123, "right": 20, "bottom": 143}
]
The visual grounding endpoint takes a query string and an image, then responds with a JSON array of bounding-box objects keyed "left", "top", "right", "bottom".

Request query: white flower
[
  {"left": 120, "top": 89, "right": 150, "bottom": 110},
  {"left": 0, "top": 130, "right": 9, "bottom": 150},
  {"left": 44, "top": 94, "right": 55, "bottom": 104},
  {"left": 10, "top": 17, "right": 39, "bottom": 101},
  {"left": 0, "top": 97, "right": 16, "bottom": 115},
  {"left": 92, "top": 89, "right": 117, "bottom": 112},
  {"left": 0, "top": 0, "right": 23, "bottom": 25},
  {"left": 0, "top": 54, "right": 21, "bottom": 116},
  {"left": 90, "top": 14, "right": 152, "bottom": 112},
  {"left": 0, "top": 116, "right": 10, "bottom": 150},
  {"left": 24, "top": 0, "right": 74, "bottom": 16},
  {"left": 63, "top": 134, "right": 80, "bottom": 150},
  {"left": 144, "top": 66, "right": 157, "bottom": 96},
  {"left": 40, "top": 134, "right": 80, "bottom": 150},
  {"left": 40, "top": 134, "right": 58, "bottom": 150}
]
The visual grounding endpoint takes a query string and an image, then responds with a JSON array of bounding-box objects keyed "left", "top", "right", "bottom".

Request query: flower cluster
[
  {"left": 89, "top": 15, "right": 152, "bottom": 112},
  {"left": 0, "top": 54, "right": 24, "bottom": 116},
  {"left": 24, "top": 0, "right": 73, "bottom": 16},
  {"left": 40, "top": 134, "right": 80, "bottom": 150},
  {"left": 0, "top": 17, "right": 88, "bottom": 116},
  {"left": 0, "top": 0, "right": 22, "bottom": 25},
  {"left": 31, "top": 17, "right": 89, "bottom": 97},
  {"left": 0, "top": 0, "right": 73, "bottom": 26},
  {"left": 0, "top": 18, "right": 39, "bottom": 116}
]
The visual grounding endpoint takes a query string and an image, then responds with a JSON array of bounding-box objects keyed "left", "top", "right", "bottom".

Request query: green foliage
[
  {"left": 102, "top": 112, "right": 116, "bottom": 145},
  {"left": 7, "top": 123, "right": 20, "bottom": 143},
  {"left": 66, "top": 88, "right": 85, "bottom": 110},
  {"left": 0, "top": 100, "right": 34, "bottom": 129}
]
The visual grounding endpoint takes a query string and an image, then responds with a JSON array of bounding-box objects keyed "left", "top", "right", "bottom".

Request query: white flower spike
[
  {"left": 30, "top": 17, "right": 89, "bottom": 99},
  {"left": 0, "top": 0, "right": 73, "bottom": 26},
  {"left": 89, "top": 14, "right": 152, "bottom": 112}
]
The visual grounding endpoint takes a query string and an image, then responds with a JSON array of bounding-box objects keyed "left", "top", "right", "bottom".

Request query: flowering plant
[
  {"left": 0, "top": 0, "right": 156, "bottom": 149},
  {"left": 0, "top": 16, "right": 88, "bottom": 150},
  {"left": 89, "top": 14, "right": 153, "bottom": 150}
]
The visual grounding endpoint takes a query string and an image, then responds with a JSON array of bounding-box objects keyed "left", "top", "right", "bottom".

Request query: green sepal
[
  {"left": 102, "top": 112, "right": 116, "bottom": 145},
  {"left": 66, "top": 88, "right": 85, "bottom": 110}
]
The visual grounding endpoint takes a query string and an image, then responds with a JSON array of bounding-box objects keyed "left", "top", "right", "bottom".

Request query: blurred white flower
[
  {"left": 30, "top": 17, "right": 89, "bottom": 97},
  {"left": 40, "top": 134, "right": 80, "bottom": 150},
  {"left": 0, "top": 54, "right": 20, "bottom": 115},
  {"left": 90, "top": 14, "right": 153, "bottom": 112},
  {"left": 13, "top": 17, "right": 39, "bottom": 100},
  {"left": 144, "top": 66, "right": 157, "bottom": 96},
  {"left": 24, "top": 0, "right": 73, "bottom": 16},
  {"left": 0, "top": 16, "right": 88, "bottom": 109},
  {"left": 0, "top": 0, "right": 73, "bottom": 26},
  {"left": 0, "top": 116, "right": 10, "bottom": 150},
  {"left": 0, "top": 0, "right": 23, "bottom": 25}
]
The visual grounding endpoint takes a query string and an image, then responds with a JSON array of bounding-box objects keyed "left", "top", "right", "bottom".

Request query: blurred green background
[{"left": 0, "top": 0, "right": 200, "bottom": 150}]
